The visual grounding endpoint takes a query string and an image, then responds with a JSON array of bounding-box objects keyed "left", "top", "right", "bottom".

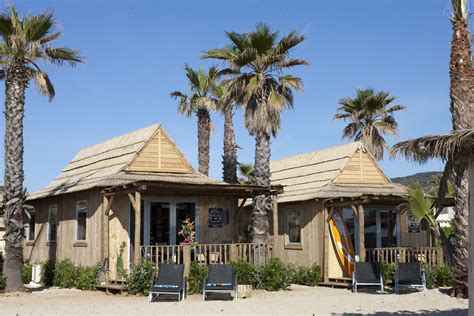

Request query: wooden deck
[
  {"left": 95, "top": 279, "right": 127, "bottom": 294},
  {"left": 319, "top": 277, "right": 351, "bottom": 289}
]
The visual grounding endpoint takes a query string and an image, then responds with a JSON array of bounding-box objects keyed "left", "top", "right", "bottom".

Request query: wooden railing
[
  {"left": 141, "top": 243, "right": 273, "bottom": 270},
  {"left": 366, "top": 247, "right": 444, "bottom": 267}
]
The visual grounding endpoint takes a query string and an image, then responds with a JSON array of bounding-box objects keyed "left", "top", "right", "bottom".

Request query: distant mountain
[{"left": 391, "top": 171, "right": 442, "bottom": 192}]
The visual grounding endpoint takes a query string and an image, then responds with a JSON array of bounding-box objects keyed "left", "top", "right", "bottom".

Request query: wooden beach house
[
  {"left": 266, "top": 142, "right": 442, "bottom": 284},
  {"left": 23, "top": 124, "right": 279, "bottom": 282}
]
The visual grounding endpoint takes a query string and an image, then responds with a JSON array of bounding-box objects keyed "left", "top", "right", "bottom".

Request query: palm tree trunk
[
  {"left": 449, "top": 5, "right": 474, "bottom": 298},
  {"left": 197, "top": 109, "right": 211, "bottom": 176},
  {"left": 222, "top": 103, "right": 238, "bottom": 183},
  {"left": 3, "top": 60, "right": 29, "bottom": 292},
  {"left": 251, "top": 133, "right": 271, "bottom": 244}
]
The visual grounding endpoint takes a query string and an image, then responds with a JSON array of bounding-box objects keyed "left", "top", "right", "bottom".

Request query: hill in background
[{"left": 391, "top": 171, "right": 442, "bottom": 192}]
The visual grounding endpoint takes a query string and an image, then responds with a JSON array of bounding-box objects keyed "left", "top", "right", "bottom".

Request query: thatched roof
[
  {"left": 271, "top": 142, "right": 405, "bottom": 203},
  {"left": 28, "top": 124, "right": 244, "bottom": 201}
]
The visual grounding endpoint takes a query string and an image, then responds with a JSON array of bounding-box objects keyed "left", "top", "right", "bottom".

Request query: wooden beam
[
  {"left": 350, "top": 204, "right": 358, "bottom": 217},
  {"left": 102, "top": 195, "right": 114, "bottom": 261},
  {"left": 358, "top": 204, "right": 366, "bottom": 262},
  {"left": 323, "top": 207, "right": 330, "bottom": 282},
  {"left": 272, "top": 196, "right": 278, "bottom": 249},
  {"left": 326, "top": 206, "right": 335, "bottom": 223},
  {"left": 131, "top": 191, "right": 142, "bottom": 263}
]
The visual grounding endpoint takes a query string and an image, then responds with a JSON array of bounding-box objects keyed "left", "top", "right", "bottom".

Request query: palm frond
[
  {"left": 399, "top": 186, "right": 435, "bottom": 226},
  {"left": 386, "top": 104, "right": 406, "bottom": 113},
  {"left": 0, "top": 13, "right": 12, "bottom": 38},
  {"left": 390, "top": 129, "right": 474, "bottom": 163},
  {"left": 44, "top": 47, "right": 84, "bottom": 66},
  {"left": 32, "top": 69, "right": 55, "bottom": 101},
  {"left": 25, "top": 9, "right": 54, "bottom": 42}
]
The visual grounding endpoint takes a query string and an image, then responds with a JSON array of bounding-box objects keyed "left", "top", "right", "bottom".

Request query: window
[
  {"left": 27, "top": 211, "right": 36, "bottom": 242},
  {"left": 48, "top": 205, "right": 58, "bottom": 243},
  {"left": 76, "top": 200, "right": 87, "bottom": 242},
  {"left": 287, "top": 209, "right": 301, "bottom": 244}
]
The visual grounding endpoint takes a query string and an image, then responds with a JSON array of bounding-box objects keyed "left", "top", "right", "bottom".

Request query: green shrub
[
  {"left": 54, "top": 259, "right": 78, "bottom": 288},
  {"left": 76, "top": 264, "right": 100, "bottom": 290},
  {"left": 287, "top": 264, "right": 321, "bottom": 287},
  {"left": 261, "top": 258, "right": 289, "bottom": 291},
  {"left": 188, "top": 262, "right": 208, "bottom": 294},
  {"left": 424, "top": 265, "right": 454, "bottom": 288},
  {"left": 436, "top": 266, "right": 454, "bottom": 287},
  {"left": 232, "top": 260, "right": 255, "bottom": 285},
  {"left": 41, "top": 261, "right": 55, "bottom": 286},
  {"left": 127, "top": 261, "right": 154, "bottom": 296},
  {"left": 0, "top": 271, "right": 4, "bottom": 290},
  {"left": 423, "top": 265, "right": 437, "bottom": 288},
  {"left": 378, "top": 261, "right": 396, "bottom": 285},
  {"left": 22, "top": 264, "right": 32, "bottom": 284}
]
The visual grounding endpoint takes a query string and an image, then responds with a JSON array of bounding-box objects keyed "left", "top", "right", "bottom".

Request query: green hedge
[
  {"left": 188, "top": 262, "right": 208, "bottom": 294},
  {"left": 21, "top": 264, "right": 32, "bottom": 284},
  {"left": 424, "top": 265, "right": 454, "bottom": 288},
  {"left": 126, "top": 260, "right": 154, "bottom": 296},
  {"left": 378, "top": 261, "right": 397, "bottom": 285}
]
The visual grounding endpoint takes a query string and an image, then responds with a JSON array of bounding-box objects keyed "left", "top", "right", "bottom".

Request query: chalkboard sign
[
  {"left": 209, "top": 208, "right": 223, "bottom": 228},
  {"left": 408, "top": 215, "right": 421, "bottom": 233}
]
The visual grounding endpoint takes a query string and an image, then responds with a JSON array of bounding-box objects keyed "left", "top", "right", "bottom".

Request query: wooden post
[
  {"left": 129, "top": 191, "right": 142, "bottom": 263},
  {"left": 323, "top": 207, "right": 330, "bottom": 282},
  {"left": 183, "top": 245, "right": 191, "bottom": 277},
  {"left": 272, "top": 196, "right": 278, "bottom": 255},
  {"left": 102, "top": 195, "right": 114, "bottom": 261},
  {"left": 358, "top": 204, "right": 366, "bottom": 262}
]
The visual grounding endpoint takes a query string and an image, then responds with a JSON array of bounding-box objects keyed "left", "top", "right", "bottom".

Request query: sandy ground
[{"left": 0, "top": 285, "right": 468, "bottom": 316}]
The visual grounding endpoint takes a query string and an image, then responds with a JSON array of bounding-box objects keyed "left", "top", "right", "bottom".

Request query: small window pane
[
  {"left": 77, "top": 211, "right": 87, "bottom": 241},
  {"left": 28, "top": 213, "right": 36, "bottom": 241},
  {"left": 48, "top": 206, "right": 58, "bottom": 242},
  {"left": 287, "top": 209, "right": 301, "bottom": 244}
]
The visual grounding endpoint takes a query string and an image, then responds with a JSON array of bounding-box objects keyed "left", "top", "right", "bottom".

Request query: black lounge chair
[
  {"left": 352, "top": 262, "right": 384, "bottom": 293},
  {"left": 149, "top": 264, "right": 186, "bottom": 302},
  {"left": 203, "top": 264, "right": 237, "bottom": 301},
  {"left": 394, "top": 262, "right": 426, "bottom": 293}
]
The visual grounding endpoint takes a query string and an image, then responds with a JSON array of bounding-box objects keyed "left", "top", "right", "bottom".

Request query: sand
[{"left": 0, "top": 285, "right": 468, "bottom": 315}]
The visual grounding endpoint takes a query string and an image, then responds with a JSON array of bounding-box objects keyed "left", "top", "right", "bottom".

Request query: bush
[
  {"left": 232, "top": 260, "right": 255, "bottom": 285},
  {"left": 54, "top": 259, "right": 78, "bottom": 288},
  {"left": 436, "top": 266, "right": 454, "bottom": 287},
  {"left": 41, "top": 261, "right": 55, "bottom": 286},
  {"left": 288, "top": 264, "right": 321, "bottom": 287},
  {"left": 424, "top": 265, "right": 453, "bottom": 288},
  {"left": 76, "top": 264, "right": 100, "bottom": 290},
  {"left": 188, "top": 262, "right": 208, "bottom": 294},
  {"left": 127, "top": 261, "right": 154, "bottom": 296},
  {"left": 378, "top": 261, "right": 396, "bottom": 285},
  {"left": 22, "top": 264, "right": 32, "bottom": 284},
  {"left": 261, "top": 258, "right": 290, "bottom": 291},
  {"left": 0, "top": 271, "right": 4, "bottom": 290}
]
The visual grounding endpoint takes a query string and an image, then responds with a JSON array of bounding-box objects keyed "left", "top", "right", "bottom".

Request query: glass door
[
  {"left": 175, "top": 202, "right": 196, "bottom": 244},
  {"left": 149, "top": 202, "right": 170, "bottom": 245}
]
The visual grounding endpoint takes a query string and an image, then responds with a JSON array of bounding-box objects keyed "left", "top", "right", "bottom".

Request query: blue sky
[{"left": 1, "top": 0, "right": 455, "bottom": 192}]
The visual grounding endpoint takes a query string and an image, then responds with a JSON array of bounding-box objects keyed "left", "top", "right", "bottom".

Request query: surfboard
[{"left": 329, "top": 211, "right": 356, "bottom": 276}]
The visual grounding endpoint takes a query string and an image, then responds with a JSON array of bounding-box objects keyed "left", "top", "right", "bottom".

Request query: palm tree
[
  {"left": 214, "top": 83, "right": 238, "bottom": 183},
  {"left": 170, "top": 65, "right": 219, "bottom": 176},
  {"left": 204, "top": 23, "right": 308, "bottom": 243},
  {"left": 238, "top": 162, "right": 254, "bottom": 184},
  {"left": 0, "top": 6, "right": 83, "bottom": 292},
  {"left": 392, "top": 129, "right": 474, "bottom": 298},
  {"left": 334, "top": 88, "right": 405, "bottom": 160}
]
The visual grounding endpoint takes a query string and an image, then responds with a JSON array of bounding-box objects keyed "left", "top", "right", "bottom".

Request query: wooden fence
[
  {"left": 141, "top": 243, "right": 273, "bottom": 271},
  {"left": 366, "top": 247, "right": 444, "bottom": 266}
]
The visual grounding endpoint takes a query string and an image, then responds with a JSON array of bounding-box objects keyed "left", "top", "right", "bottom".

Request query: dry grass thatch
[{"left": 390, "top": 129, "right": 474, "bottom": 163}]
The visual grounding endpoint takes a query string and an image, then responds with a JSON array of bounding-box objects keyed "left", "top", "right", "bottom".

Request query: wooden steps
[
  {"left": 319, "top": 277, "right": 351, "bottom": 289},
  {"left": 95, "top": 279, "right": 128, "bottom": 294}
]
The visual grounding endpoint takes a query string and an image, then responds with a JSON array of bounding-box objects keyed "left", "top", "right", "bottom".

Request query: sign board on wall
[
  {"left": 208, "top": 208, "right": 229, "bottom": 228},
  {"left": 408, "top": 215, "right": 421, "bottom": 233}
]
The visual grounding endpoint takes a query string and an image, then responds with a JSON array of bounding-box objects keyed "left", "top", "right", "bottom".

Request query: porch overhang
[{"left": 101, "top": 181, "right": 283, "bottom": 198}]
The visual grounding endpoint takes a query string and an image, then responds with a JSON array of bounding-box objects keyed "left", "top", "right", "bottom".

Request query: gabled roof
[
  {"left": 28, "top": 124, "right": 232, "bottom": 200},
  {"left": 271, "top": 142, "right": 405, "bottom": 203}
]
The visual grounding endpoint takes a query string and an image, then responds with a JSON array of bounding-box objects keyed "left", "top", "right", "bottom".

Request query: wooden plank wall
[
  {"left": 399, "top": 212, "right": 432, "bottom": 247},
  {"left": 272, "top": 200, "right": 325, "bottom": 267},
  {"left": 127, "top": 128, "right": 191, "bottom": 173},
  {"left": 23, "top": 189, "right": 103, "bottom": 266},
  {"left": 335, "top": 150, "right": 387, "bottom": 184}
]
